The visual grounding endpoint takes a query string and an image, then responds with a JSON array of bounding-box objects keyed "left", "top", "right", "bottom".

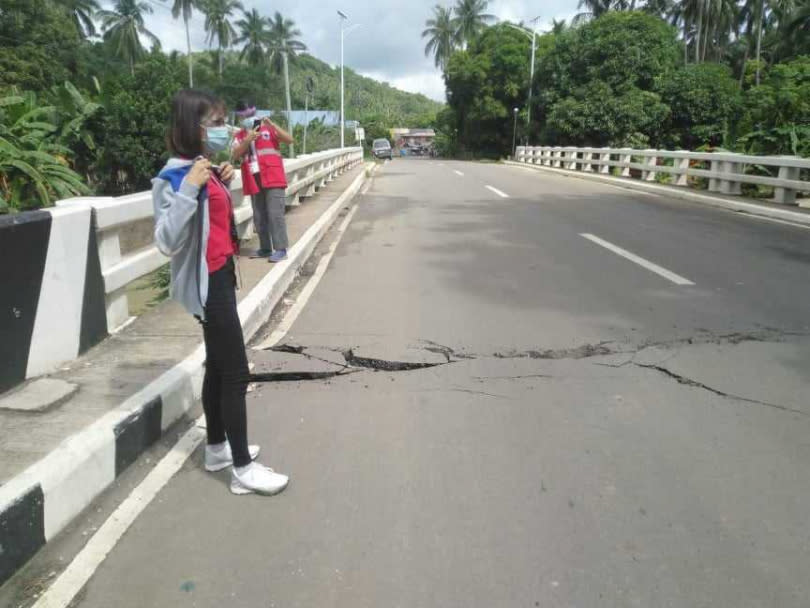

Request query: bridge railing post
[
  {"left": 719, "top": 155, "right": 744, "bottom": 196},
  {"left": 583, "top": 151, "right": 593, "bottom": 172},
  {"left": 619, "top": 149, "right": 632, "bottom": 177},
  {"left": 598, "top": 148, "right": 610, "bottom": 174},
  {"left": 675, "top": 153, "right": 690, "bottom": 186},
  {"left": 554, "top": 147, "right": 563, "bottom": 168},
  {"left": 774, "top": 158, "right": 800, "bottom": 205},
  {"left": 516, "top": 146, "right": 525, "bottom": 162},
  {"left": 642, "top": 150, "right": 658, "bottom": 182},
  {"left": 567, "top": 149, "right": 578, "bottom": 170}
]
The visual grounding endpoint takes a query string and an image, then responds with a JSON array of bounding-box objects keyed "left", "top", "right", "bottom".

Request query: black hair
[
  {"left": 168, "top": 89, "right": 220, "bottom": 158},
  {"left": 235, "top": 100, "right": 251, "bottom": 113}
]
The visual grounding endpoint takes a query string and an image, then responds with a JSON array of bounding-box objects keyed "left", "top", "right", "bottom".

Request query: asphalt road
[{"left": 29, "top": 159, "right": 810, "bottom": 607}]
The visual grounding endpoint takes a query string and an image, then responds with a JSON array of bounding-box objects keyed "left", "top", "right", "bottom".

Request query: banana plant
[{"left": 0, "top": 87, "right": 93, "bottom": 212}]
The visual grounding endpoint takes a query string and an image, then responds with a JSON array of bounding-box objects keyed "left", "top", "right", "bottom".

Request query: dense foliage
[
  {"left": 0, "top": 0, "right": 442, "bottom": 210},
  {"left": 431, "top": 0, "right": 810, "bottom": 159}
]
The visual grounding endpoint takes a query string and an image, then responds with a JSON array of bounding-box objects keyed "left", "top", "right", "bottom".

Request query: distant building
[{"left": 390, "top": 128, "right": 436, "bottom": 150}]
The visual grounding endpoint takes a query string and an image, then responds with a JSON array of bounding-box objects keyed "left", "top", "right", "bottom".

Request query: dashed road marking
[
  {"left": 454, "top": 170, "right": 464, "bottom": 176},
  {"left": 580, "top": 233, "right": 695, "bottom": 286},
  {"left": 485, "top": 185, "right": 509, "bottom": 198}
]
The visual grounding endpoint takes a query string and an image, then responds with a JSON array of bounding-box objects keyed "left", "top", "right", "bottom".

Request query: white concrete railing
[
  {"left": 58, "top": 147, "right": 363, "bottom": 332},
  {"left": 516, "top": 146, "right": 810, "bottom": 206}
]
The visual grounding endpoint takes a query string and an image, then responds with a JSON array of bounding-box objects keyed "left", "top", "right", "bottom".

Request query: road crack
[{"left": 633, "top": 363, "right": 807, "bottom": 417}]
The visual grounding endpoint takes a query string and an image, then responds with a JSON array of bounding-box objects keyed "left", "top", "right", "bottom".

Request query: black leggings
[{"left": 201, "top": 259, "right": 251, "bottom": 467}]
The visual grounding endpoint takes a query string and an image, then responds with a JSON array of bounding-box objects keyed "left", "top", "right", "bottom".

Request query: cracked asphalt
[{"left": 42, "top": 160, "right": 810, "bottom": 606}]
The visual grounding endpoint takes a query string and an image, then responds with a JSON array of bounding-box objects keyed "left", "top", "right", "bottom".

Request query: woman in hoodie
[{"left": 152, "top": 89, "right": 289, "bottom": 496}]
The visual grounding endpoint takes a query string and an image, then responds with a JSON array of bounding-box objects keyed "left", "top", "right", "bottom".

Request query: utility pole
[
  {"left": 337, "top": 11, "right": 360, "bottom": 148},
  {"left": 526, "top": 16, "right": 540, "bottom": 138},
  {"left": 304, "top": 77, "right": 314, "bottom": 155},
  {"left": 512, "top": 107, "right": 519, "bottom": 159}
]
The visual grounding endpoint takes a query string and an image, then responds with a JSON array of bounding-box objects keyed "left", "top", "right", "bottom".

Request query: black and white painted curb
[
  {"left": 0, "top": 206, "right": 107, "bottom": 395},
  {"left": 504, "top": 160, "right": 810, "bottom": 227},
  {"left": 0, "top": 165, "right": 371, "bottom": 587}
]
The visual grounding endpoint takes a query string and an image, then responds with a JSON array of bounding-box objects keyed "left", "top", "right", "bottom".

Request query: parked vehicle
[{"left": 372, "top": 138, "right": 393, "bottom": 160}]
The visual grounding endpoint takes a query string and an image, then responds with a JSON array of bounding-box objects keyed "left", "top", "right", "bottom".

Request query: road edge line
[{"left": 0, "top": 162, "right": 375, "bottom": 589}]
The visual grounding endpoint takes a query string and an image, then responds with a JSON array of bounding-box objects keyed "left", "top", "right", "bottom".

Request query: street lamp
[
  {"left": 338, "top": 11, "right": 361, "bottom": 148},
  {"left": 512, "top": 107, "right": 519, "bottom": 159},
  {"left": 303, "top": 76, "right": 314, "bottom": 155},
  {"left": 504, "top": 17, "right": 540, "bottom": 141}
]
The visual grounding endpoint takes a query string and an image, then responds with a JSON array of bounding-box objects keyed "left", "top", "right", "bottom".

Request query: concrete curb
[
  {"left": 0, "top": 163, "right": 373, "bottom": 586},
  {"left": 503, "top": 161, "right": 810, "bottom": 227}
]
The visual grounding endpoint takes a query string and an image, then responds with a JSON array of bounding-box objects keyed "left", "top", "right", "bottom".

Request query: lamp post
[
  {"left": 504, "top": 18, "right": 540, "bottom": 143},
  {"left": 526, "top": 16, "right": 540, "bottom": 138},
  {"left": 303, "top": 76, "right": 314, "bottom": 155},
  {"left": 338, "top": 11, "right": 361, "bottom": 149},
  {"left": 512, "top": 107, "right": 519, "bottom": 159}
]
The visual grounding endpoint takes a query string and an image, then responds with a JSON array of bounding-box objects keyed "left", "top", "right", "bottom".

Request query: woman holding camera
[
  {"left": 232, "top": 101, "right": 294, "bottom": 263},
  {"left": 152, "top": 89, "right": 289, "bottom": 496}
]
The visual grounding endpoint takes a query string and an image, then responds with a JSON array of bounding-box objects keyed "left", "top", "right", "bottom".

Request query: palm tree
[
  {"left": 785, "top": 0, "right": 810, "bottom": 34},
  {"left": 98, "top": 0, "right": 160, "bottom": 76},
  {"left": 573, "top": 0, "right": 615, "bottom": 25},
  {"left": 200, "top": 0, "right": 243, "bottom": 78},
  {"left": 422, "top": 5, "right": 457, "bottom": 71},
  {"left": 549, "top": 18, "right": 568, "bottom": 34},
  {"left": 267, "top": 11, "right": 306, "bottom": 158},
  {"left": 55, "top": 0, "right": 101, "bottom": 38},
  {"left": 235, "top": 8, "right": 269, "bottom": 66},
  {"left": 453, "top": 0, "right": 496, "bottom": 48},
  {"left": 171, "top": 0, "right": 198, "bottom": 87}
]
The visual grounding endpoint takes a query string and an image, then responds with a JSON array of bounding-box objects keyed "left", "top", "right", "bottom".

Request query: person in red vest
[{"left": 232, "top": 102, "right": 295, "bottom": 263}]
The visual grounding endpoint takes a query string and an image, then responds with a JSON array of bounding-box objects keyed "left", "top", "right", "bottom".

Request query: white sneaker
[
  {"left": 204, "top": 443, "right": 260, "bottom": 472},
  {"left": 230, "top": 462, "right": 289, "bottom": 496}
]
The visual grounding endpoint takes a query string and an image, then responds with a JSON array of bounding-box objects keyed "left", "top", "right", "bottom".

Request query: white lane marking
[
  {"left": 32, "top": 421, "right": 206, "bottom": 608},
  {"left": 453, "top": 170, "right": 464, "bottom": 176},
  {"left": 580, "top": 233, "right": 695, "bottom": 286},
  {"left": 485, "top": 185, "right": 509, "bottom": 198},
  {"left": 255, "top": 203, "right": 361, "bottom": 350}
]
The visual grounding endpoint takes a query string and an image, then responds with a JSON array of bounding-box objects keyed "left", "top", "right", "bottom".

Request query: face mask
[
  {"left": 204, "top": 126, "right": 230, "bottom": 153},
  {"left": 242, "top": 117, "right": 256, "bottom": 130}
]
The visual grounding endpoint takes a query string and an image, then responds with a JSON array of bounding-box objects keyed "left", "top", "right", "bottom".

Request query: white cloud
[{"left": 100, "top": 0, "right": 583, "bottom": 100}]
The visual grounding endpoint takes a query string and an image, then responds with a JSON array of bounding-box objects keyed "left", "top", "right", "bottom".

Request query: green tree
[
  {"left": 267, "top": 11, "right": 306, "bottom": 157},
  {"left": 171, "top": 0, "right": 199, "bottom": 87},
  {"left": 535, "top": 11, "right": 680, "bottom": 146},
  {"left": 423, "top": 5, "right": 457, "bottom": 71},
  {"left": 657, "top": 62, "right": 741, "bottom": 147},
  {"left": 736, "top": 55, "right": 810, "bottom": 155},
  {"left": 453, "top": 0, "right": 496, "bottom": 48},
  {"left": 0, "top": 0, "right": 83, "bottom": 91},
  {"left": 200, "top": 0, "right": 243, "bottom": 78},
  {"left": 92, "top": 53, "right": 186, "bottom": 194},
  {"left": 445, "top": 24, "right": 531, "bottom": 156},
  {"left": 236, "top": 8, "right": 269, "bottom": 67},
  {"left": 54, "top": 0, "right": 101, "bottom": 38},
  {"left": 99, "top": 0, "right": 161, "bottom": 77}
]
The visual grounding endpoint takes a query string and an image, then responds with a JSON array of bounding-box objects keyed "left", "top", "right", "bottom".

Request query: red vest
[{"left": 236, "top": 125, "right": 288, "bottom": 195}]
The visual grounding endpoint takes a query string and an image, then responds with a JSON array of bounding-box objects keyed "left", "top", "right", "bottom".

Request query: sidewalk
[{"left": 0, "top": 163, "right": 368, "bottom": 586}]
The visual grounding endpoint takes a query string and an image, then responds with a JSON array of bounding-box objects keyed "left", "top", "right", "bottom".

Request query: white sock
[
  {"left": 208, "top": 441, "right": 227, "bottom": 453},
  {"left": 235, "top": 463, "right": 254, "bottom": 476}
]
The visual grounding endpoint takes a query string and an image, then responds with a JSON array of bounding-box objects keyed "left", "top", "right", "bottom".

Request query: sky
[{"left": 111, "top": 0, "right": 582, "bottom": 102}]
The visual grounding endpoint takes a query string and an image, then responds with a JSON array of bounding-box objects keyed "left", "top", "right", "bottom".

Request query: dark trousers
[{"left": 201, "top": 259, "right": 251, "bottom": 467}]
